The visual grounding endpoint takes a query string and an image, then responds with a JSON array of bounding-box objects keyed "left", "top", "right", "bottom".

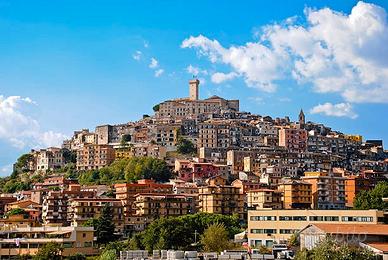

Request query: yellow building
[
  {"left": 247, "top": 209, "right": 386, "bottom": 248},
  {"left": 0, "top": 226, "right": 97, "bottom": 257},
  {"left": 277, "top": 179, "right": 312, "bottom": 209},
  {"left": 345, "top": 134, "right": 363, "bottom": 143},
  {"left": 247, "top": 189, "right": 283, "bottom": 210}
]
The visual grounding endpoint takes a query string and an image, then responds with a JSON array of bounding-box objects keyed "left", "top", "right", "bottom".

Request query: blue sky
[{"left": 1, "top": 0, "right": 388, "bottom": 176}]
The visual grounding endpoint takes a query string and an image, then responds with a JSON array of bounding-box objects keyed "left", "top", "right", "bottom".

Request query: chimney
[{"left": 189, "top": 79, "right": 200, "bottom": 100}]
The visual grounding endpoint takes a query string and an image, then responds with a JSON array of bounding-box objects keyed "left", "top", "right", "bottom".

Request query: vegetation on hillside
[
  {"left": 295, "top": 236, "right": 376, "bottom": 260},
  {"left": 133, "top": 212, "right": 242, "bottom": 251},
  {"left": 353, "top": 181, "right": 388, "bottom": 210},
  {"left": 177, "top": 137, "right": 196, "bottom": 155},
  {"left": 77, "top": 157, "right": 172, "bottom": 185}
]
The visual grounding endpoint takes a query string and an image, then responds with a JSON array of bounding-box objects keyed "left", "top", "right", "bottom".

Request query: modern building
[
  {"left": 76, "top": 144, "right": 115, "bottom": 170},
  {"left": 302, "top": 171, "right": 346, "bottom": 209},
  {"left": 198, "top": 183, "right": 244, "bottom": 219},
  {"left": 247, "top": 209, "right": 386, "bottom": 248},
  {"left": 247, "top": 189, "right": 283, "bottom": 210},
  {"left": 67, "top": 198, "right": 124, "bottom": 234},
  {"left": 133, "top": 193, "right": 196, "bottom": 223},
  {"left": 277, "top": 179, "right": 312, "bottom": 209},
  {"left": 0, "top": 226, "right": 97, "bottom": 257}
]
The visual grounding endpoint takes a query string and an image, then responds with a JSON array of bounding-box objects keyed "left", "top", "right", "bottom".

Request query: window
[{"left": 250, "top": 216, "right": 276, "bottom": 221}]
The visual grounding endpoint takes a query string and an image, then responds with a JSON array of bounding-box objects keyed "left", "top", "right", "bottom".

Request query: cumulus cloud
[
  {"left": 0, "top": 95, "right": 67, "bottom": 149},
  {"left": 181, "top": 1, "right": 388, "bottom": 104},
  {"left": 132, "top": 50, "right": 142, "bottom": 61},
  {"left": 154, "top": 69, "right": 164, "bottom": 77},
  {"left": 186, "top": 65, "right": 208, "bottom": 76},
  {"left": 211, "top": 72, "right": 238, "bottom": 84},
  {"left": 149, "top": 58, "right": 159, "bottom": 69},
  {"left": 310, "top": 102, "right": 358, "bottom": 119}
]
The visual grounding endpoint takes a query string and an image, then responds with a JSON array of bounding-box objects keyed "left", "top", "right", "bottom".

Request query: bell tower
[
  {"left": 189, "top": 79, "right": 200, "bottom": 100},
  {"left": 299, "top": 109, "right": 305, "bottom": 126}
]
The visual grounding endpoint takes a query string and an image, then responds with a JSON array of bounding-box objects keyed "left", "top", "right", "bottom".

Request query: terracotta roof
[
  {"left": 365, "top": 243, "right": 388, "bottom": 253},
  {"left": 311, "top": 224, "right": 388, "bottom": 236}
]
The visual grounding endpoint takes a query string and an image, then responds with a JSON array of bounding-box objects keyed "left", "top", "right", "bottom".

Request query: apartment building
[
  {"left": 114, "top": 179, "right": 173, "bottom": 229},
  {"left": 278, "top": 127, "right": 307, "bottom": 153},
  {"left": 156, "top": 79, "right": 239, "bottom": 119},
  {"left": 36, "top": 147, "right": 64, "bottom": 171},
  {"left": 76, "top": 144, "right": 115, "bottom": 170},
  {"left": 175, "top": 159, "right": 231, "bottom": 182},
  {"left": 42, "top": 185, "right": 95, "bottom": 225},
  {"left": 247, "top": 189, "right": 283, "bottom": 210},
  {"left": 155, "top": 124, "right": 180, "bottom": 148},
  {"left": 0, "top": 226, "right": 97, "bottom": 257},
  {"left": 133, "top": 193, "right": 196, "bottom": 223},
  {"left": 67, "top": 198, "right": 124, "bottom": 234},
  {"left": 277, "top": 179, "right": 312, "bottom": 209},
  {"left": 33, "top": 176, "right": 78, "bottom": 190},
  {"left": 198, "top": 184, "right": 244, "bottom": 219},
  {"left": 95, "top": 123, "right": 133, "bottom": 145},
  {"left": 302, "top": 171, "right": 346, "bottom": 209},
  {"left": 248, "top": 209, "right": 386, "bottom": 248}
]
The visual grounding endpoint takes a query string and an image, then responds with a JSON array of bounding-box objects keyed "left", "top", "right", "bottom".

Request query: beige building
[
  {"left": 157, "top": 79, "right": 239, "bottom": 119},
  {"left": 133, "top": 193, "right": 196, "bottom": 223},
  {"left": 76, "top": 144, "right": 115, "bottom": 170},
  {"left": 0, "top": 226, "right": 97, "bottom": 257},
  {"left": 67, "top": 198, "right": 124, "bottom": 234},
  {"left": 247, "top": 189, "right": 283, "bottom": 210},
  {"left": 198, "top": 183, "right": 244, "bottom": 219},
  {"left": 248, "top": 209, "right": 386, "bottom": 248},
  {"left": 36, "top": 147, "right": 64, "bottom": 172},
  {"left": 302, "top": 171, "right": 346, "bottom": 209}
]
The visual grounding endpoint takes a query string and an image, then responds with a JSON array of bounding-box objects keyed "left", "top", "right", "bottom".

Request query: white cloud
[
  {"left": 0, "top": 164, "right": 12, "bottom": 177},
  {"left": 149, "top": 58, "right": 159, "bottom": 69},
  {"left": 154, "top": 69, "right": 164, "bottom": 77},
  {"left": 0, "top": 95, "right": 67, "bottom": 149},
  {"left": 248, "top": 97, "right": 265, "bottom": 105},
  {"left": 186, "top": 65, "right": 208, "bottom": 76},
  {"left": 181, "top": 1, "right": 388, "bottom": 104},
  {"left": 279, "top": 97, "right": 292, "bottom": 102},
  {"left": 211, "top": 72, "right": 238, "bottom": 84},
  {"left": 132, "top": 50, "right": 142, "bottom": 61},
  {"left": 143, "top": 41, "right": 149, "bottom": 48},
  {"left": 310, "top": 102, "right": 358, "bottom": 119}
]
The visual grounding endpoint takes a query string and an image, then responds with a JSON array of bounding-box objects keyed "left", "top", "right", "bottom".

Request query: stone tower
[
  {"left": 299, "top": 109, "right": 305, "bottom": 126},
  {"left": 189, "top": 79, "right": 200, "bottom": 100}
]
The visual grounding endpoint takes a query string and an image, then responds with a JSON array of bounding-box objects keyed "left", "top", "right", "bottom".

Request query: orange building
[
  {"left": 302, "top": 172, "right": 346, "bottom": 210},
  {"left": 278, "top": 179, "right": 312, "bottom": 209}
]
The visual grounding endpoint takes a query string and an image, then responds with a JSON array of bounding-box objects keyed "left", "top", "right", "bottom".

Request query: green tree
[
  {"left": 128, "top": 233, "right": 144, "bottom": 250},
  {"left": 82, "top": 218, "right": 99, "bottom": 229},
  {"left": 177, "top": 138, "right": 196, "bottom": 155},
  {"left": 98, "top": 249, "right": 116, "bottom": 260},
  {"left": 354, "top": 181, "right": 388, "bottom": 210},
  {"left": 96, "top": 204, "right": 116, "bottom": 244},
  {"left": 33, "top": 242, "right": 63, "bottom": 260},
  {"left": 295, "top": 236, "right": 376, "bottom": 260},
  {"left": 201, "top": 223, "right": 231, "bottom": 253},
  {"left": 153, "top": 104, "right": 160, "bottom": 112},
  {"left": 141, "top": 213, "right": 241, "bottom": 252},
  {"left": 289, "top": 232, "right": 299, "bottom": 247}
]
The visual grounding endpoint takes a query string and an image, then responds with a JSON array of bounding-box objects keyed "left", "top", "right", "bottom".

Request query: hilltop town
[{"left": 1, "top": 79, "right": 388, "bottom": 258}]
